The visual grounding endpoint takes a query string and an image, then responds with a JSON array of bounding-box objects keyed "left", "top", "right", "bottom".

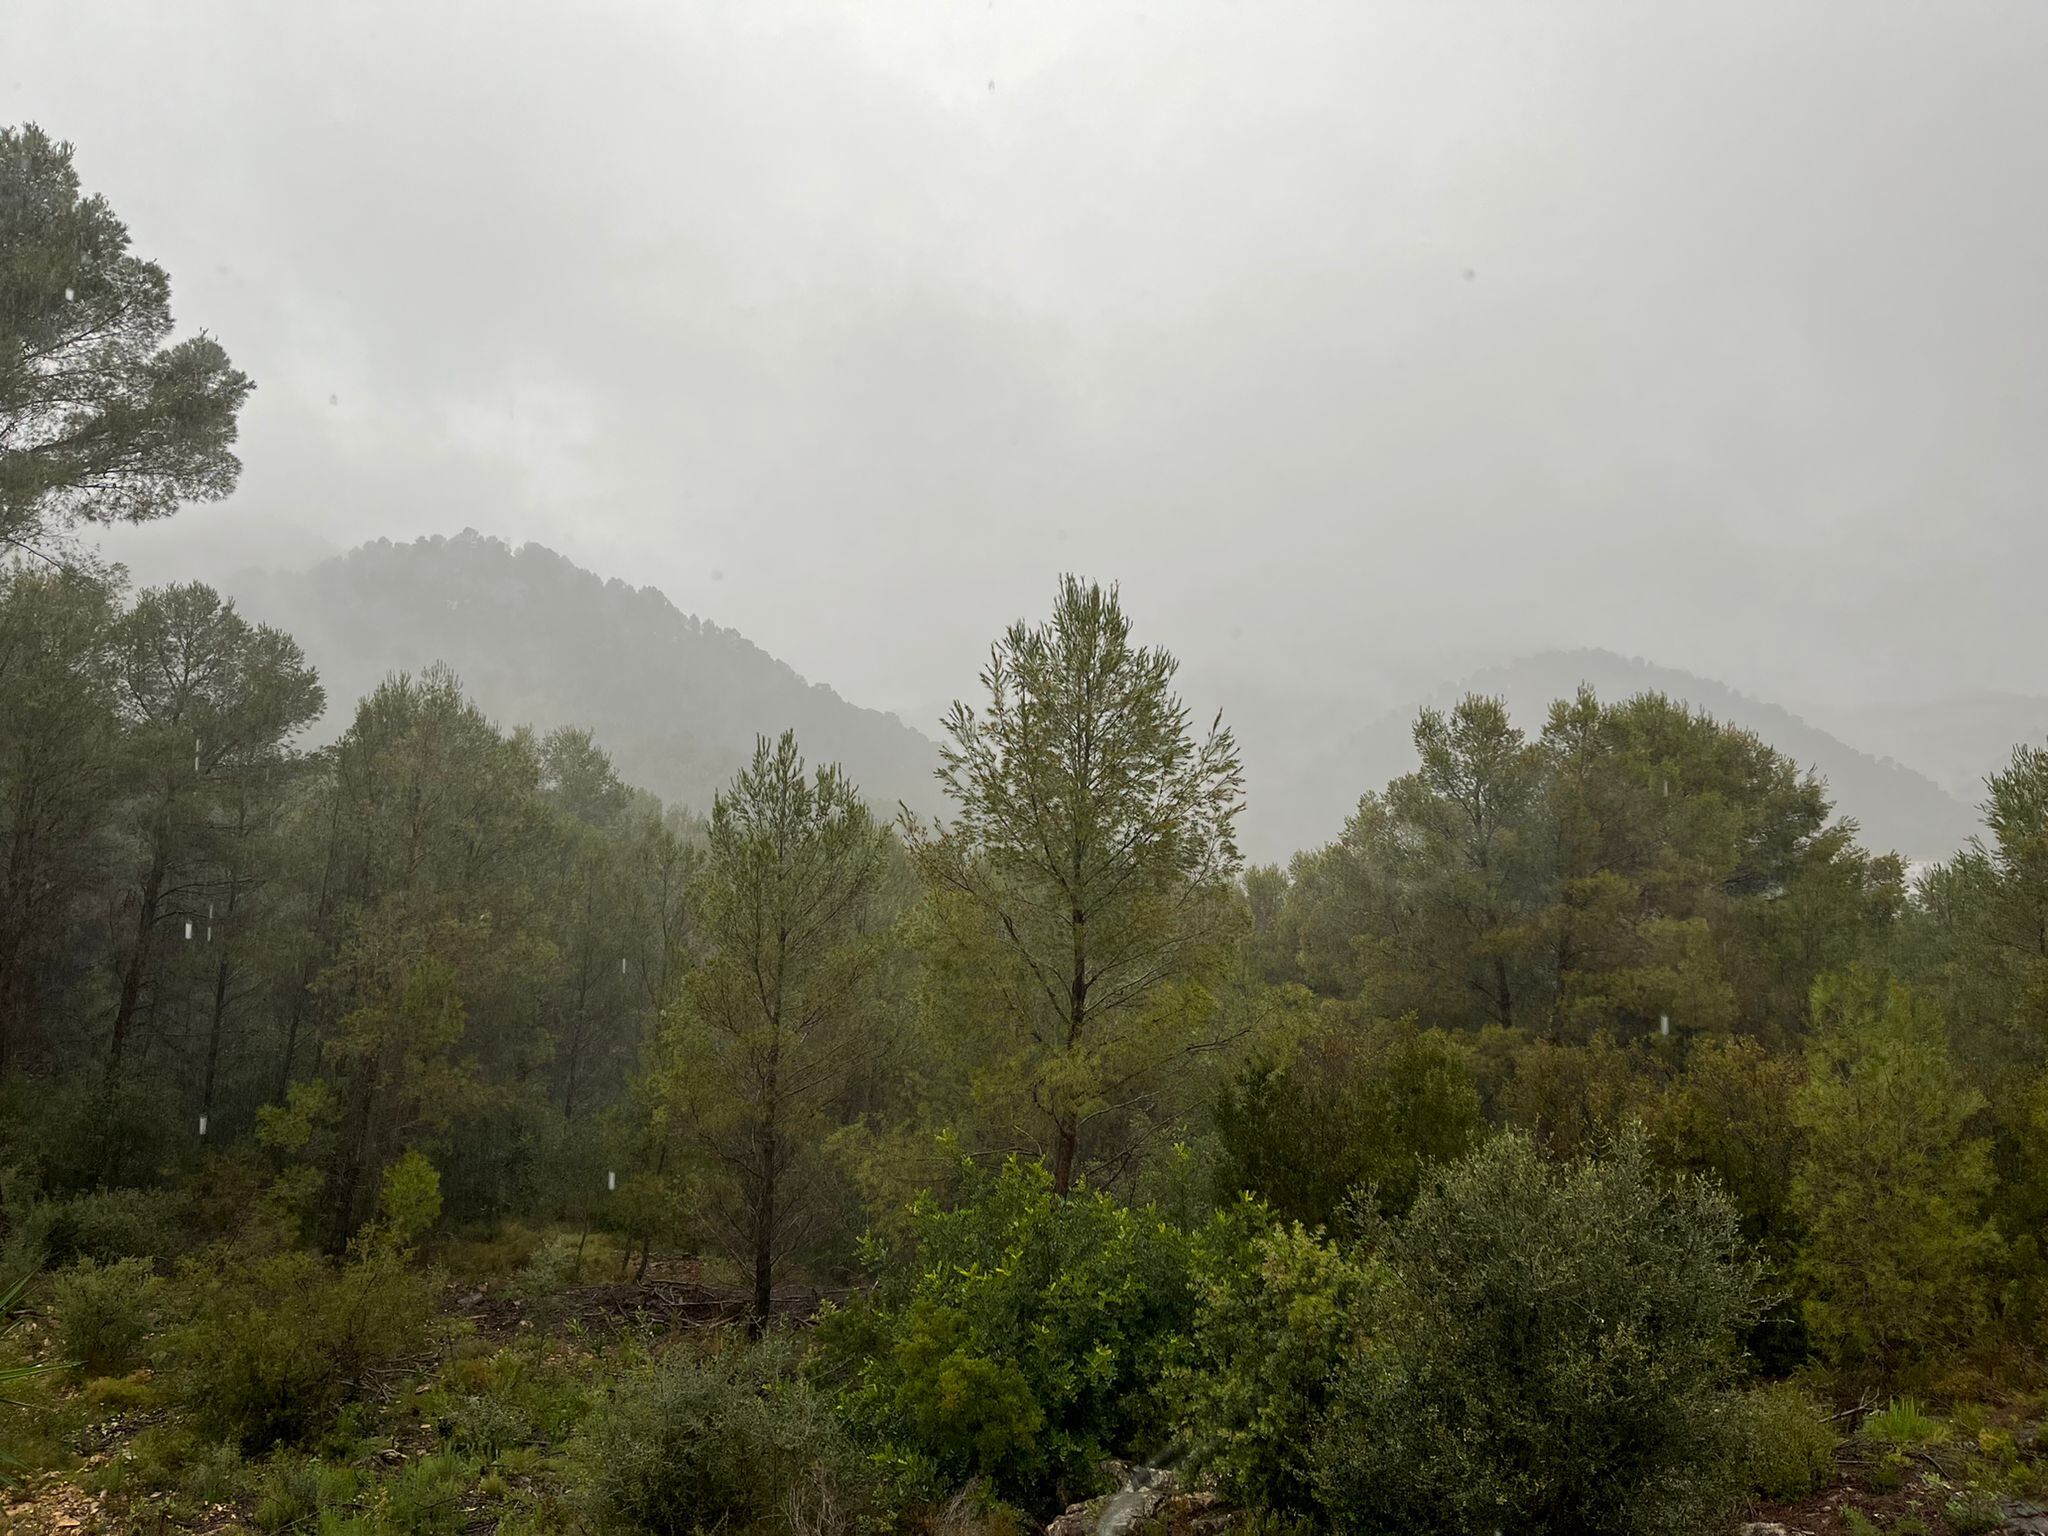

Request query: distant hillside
[
  {"left": 1250, "top": 648, "right": 1982, "bottom": 864},
  {"left": 228, "top": 532, "right": 943, "bottom": 819},
  {"left": 1817, "top": 691, "right": 2048, "bottom": 804}
]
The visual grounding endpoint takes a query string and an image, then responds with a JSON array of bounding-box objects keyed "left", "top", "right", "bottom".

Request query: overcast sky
[{"left": 11, "top": 1, "right": 2048, "bottom": 737}]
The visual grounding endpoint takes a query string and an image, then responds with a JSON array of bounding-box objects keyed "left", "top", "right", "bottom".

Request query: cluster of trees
[{"left": 0, "top": 563, "right": 701, "bottom": 1232}]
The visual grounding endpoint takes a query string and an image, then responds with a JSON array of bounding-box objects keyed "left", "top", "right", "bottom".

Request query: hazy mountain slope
[
  {"left": 1817, "top": 691, "right": 2048, "bottom": 804},
  {"left": 228, "top": 531, "right": 943, "bottom": 818},
  {"left": 1250, "top": 648, "right": 1982, "bottom": 864}
]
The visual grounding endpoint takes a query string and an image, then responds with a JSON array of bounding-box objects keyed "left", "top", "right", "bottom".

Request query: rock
[
  {"left": 2000, "top": 1497, "right": 2048, "bottom": 1534},
  {"left": 1045, "top": 1466, "right": 1190, "bottom": 1536},
  {"left": 1737, "top": 1525, "right": 1795, "bottom": 1536}
]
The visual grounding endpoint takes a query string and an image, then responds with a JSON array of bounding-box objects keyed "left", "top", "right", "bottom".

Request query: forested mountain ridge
[
  {"left": 224, "top": 530, "right": 945, "bottom": 821},
  {"left": 218, "top": 532, "right": 1974, "bottom": 863},
  {"left": 1258, "top": 646, "right": 1980, "bottom": 863}
]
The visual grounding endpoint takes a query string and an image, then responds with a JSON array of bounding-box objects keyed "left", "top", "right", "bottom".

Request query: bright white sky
[{"left": 13, "top": 1, "right": 2048, "bottom": 741}]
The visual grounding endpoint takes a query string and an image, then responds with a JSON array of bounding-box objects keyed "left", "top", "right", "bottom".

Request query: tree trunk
[
  {"left": 1051, "top": 1122, "right": 1078, "bottom": 1197},
  {"left": 750, "top": 1114, "right": 777, "bottom": 1335},
  {"left": 106, "top": 848, "right": 166, "bottom": 1092},
  {"left": 201, "top": 948, "right": 231, "bottom": 1133},
  {"left": 1053, "top": 906, "right": 1088, "bottom": 1198}
]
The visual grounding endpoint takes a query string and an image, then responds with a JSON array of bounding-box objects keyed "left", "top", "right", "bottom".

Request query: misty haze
[{"left": 5, "top": 5, "right": 2048, "bottom": 1535}]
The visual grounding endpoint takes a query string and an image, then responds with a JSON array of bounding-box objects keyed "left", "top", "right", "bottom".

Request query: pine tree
[
  {"left": 1, "top": 124, "right": 252, "bottom": 561},
  {"left": 657, "top": 732, "right": 892, "bottom": 1329},
  {"left": 903, "top": 577, "right": 1244, "bottom": 1194}
]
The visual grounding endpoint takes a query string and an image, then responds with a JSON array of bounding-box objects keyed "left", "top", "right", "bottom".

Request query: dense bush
[
  {"left": 1168, "top": 1214, "right": 1380, "bottom": 1513},
  {"left": 164, "top": 1246, "right": 435, "bottom": 1448},
  {"left": 816, "top": 1158, "right": 1202, "bottom": 1511},
  {"left": 52, "top": 1186, "right": 195, "bottom": 1266},
  {"left": 1312, "top": 1128, "right": 1760, "bottom": 1536},
  {"left": 1735, "top": 1382, "right": 1839, "bottom": 1500},
  {"left": 568, "top": 1335, "right": 866, "bottom": 1536},
  {"left": 52, "top": 1256, "right": 161, "bottom": 1376},
  {"left": 1792, "top": 972, "right": 2001, "bottom": 1375},
  {"left": 1214, "top": 1015, "right": 1483, "bottom": 1226}
]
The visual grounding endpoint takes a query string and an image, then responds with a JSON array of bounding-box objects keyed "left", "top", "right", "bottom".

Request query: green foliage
[
  {"left": 432, "top": 1334, "right": 588, "bottom": 1455},
  {"left": 1214, "top": 1014, "right": 1482, "bottom": 1226},
  {"left": 1945, "top": 1487, "right": 2007, "bottom": 1534},
  {"left": 0, "top": 123, "right": 253, "bottom": 558},
  {"left": 567, "top": 1335, "right": 865, "bottom": 1536},
  {"left": 51, "top": 1186, "right": 195, "bottom": 1267},
  {"left": 1496, "top": 1031, "right": 1654, "bottom": 1161},
  {"left": 902, "top": 576, "right": 1245, "bottom": 1194},
  {"left": 1312, "top": 1128, "right": 1760, "bottom": 1536},
  {"left": 1860, "top": 1396, "right": 1948, "bottom": 1448},
  {"left": 1734, "top": 1382, "right": 1838, "bottom": 1500},
  {"left": 1167, "top": 1214, "right": 1381, "bottom": 1513},
  {"left": 1648, "top": 1036, "right": 1805, "bottom": 1257},
  {"left": 164, "top": 1246, "right": 434, "bottom": 1448},
  {"left": 1, "top": 1267, "right": 65, "bottom": 1474},
  {"left": 1280, "top": 688, "right": 1897, "bottom": 1045},
  {"left": 654, "top": 729, "right": 894, "bottom": 1328},
  {"left": 1303, "top": 695, "right": 1551, "bottom": 1023},
  {"left": 377, "top": 1150, "right": 444, "bottom": 1251},
  {"left": 51, "top": 1256, "right": 159, "bottom": 1376},
  {"left": 818, "top": 1158, "right": 1200, "bottom": 1510},
  {"left": 1792, "top": 972, "right": 2001, "bottom": 1373}
]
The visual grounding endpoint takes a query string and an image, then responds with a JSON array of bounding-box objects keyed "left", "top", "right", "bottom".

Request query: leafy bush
[
  {"left": 165, "top": 1246, "right": 435, "bottom": 1448},
  {"left": 817, "top": 1158, "right": 1201, "bottom": 1510},
  {"left": 512, "top": 1231, "right": 599, "bottom": 1301},
  {"left": 1860, "top": 1396, "right": 1947, "bottom": 1448},
  {"left": 1946, "top": 1489, "right": 2006, "bottom": 1535},
  {"left": 52, "top": 1256, "right": 161, "bottom": 1376},
  {"left": 435, "top": 1336, "right": 588, "bottom": 1449},
  {"left": 1215, "top": 1017, "right": 1483, "bottom": 1227},
  {"left": 568, "top": 1335, "right": 865, "bottom": 1536},
  {"left": 1312, "top": 1128, "right": 1760, "bottom": 1536},
  {"left": 53, "top": 1186, "right": 194, "bottom": 1266},
  {"left": 1791, "top": 973, "right": 2001, "bottom": 1374},
  {"left": 376, "top": 1150, "right": 444, "bottom": 1251},
  {"left": 1167, "top": 1214, "right": 1381, "bottom": 1514},
  {"left": 375, "top": 1449, "right": 470, "bottom": 1535},
  {"left": 1735, "top": 1382, "right": 1837, "bottom": 1500}
]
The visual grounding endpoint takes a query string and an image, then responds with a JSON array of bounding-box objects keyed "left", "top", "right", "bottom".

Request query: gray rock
[{"left": 1045, "top": 1467, "right": 1185, "bottom": 1536}]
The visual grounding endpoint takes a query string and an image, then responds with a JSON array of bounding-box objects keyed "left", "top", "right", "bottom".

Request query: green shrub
[
  {"left": 1861, "top": 1396, "right": 1948, "bottom": 1448},
  {"left": 434, "top": 1337, "right": 587, "bottom": 1448},
  {"left": 1791, "top": 973, "right": 2001, "bottom": 1374},
  {"left": 1167, "top": 1214, "right": 1381, "bottom": 1513},
  {"left": 52, "top": 1256, "right": 161, "bottom": 1376},
  {"left": 376, "top": 1449, "right": 470, "bottom": 1535},
  {"left": 0, "top": 1174, "right": 59, "bottom": 1289},
  {"left": 165, "top": 1246, "right": 435, "bottom": 1449},
  {"left": 54, "top": 1186, "right": 193, "bottom": 1265},
  {"left": 512, "top": 1232, "right": 591, "bottom": 1301},
  {"left": 251, "top": 1455, "right": 324, "bottom": 1532},
  {"left": 816, "top": 1158, "right": 1201, "bottom": 1511},
  {"left": 1215, "top": 1018, "right": 1483, "bottom": 1227},
  {"left": 1735, "top": 1382, "right": 1837, "bottom": 1500},
  {"left": 376, "top": 1150, "right": 444, "bottom": 1251},
  {"left": 1312, "top": 1128, "right": 1760, "bottom": 1536},
  {"left": 443, "top": 1391, "right": 531, "bottom": 1462},
  {"left": 568, "top": 1335, "right": 864, "bottom": 1536},
  {"left": 1946, "top": 1489, "right": 2006, "bottom": 1535}
]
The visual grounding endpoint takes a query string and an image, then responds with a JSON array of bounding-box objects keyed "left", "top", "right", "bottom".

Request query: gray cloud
[{"left": 13, "top": 1, "right": 2048, "bottom": 790}]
